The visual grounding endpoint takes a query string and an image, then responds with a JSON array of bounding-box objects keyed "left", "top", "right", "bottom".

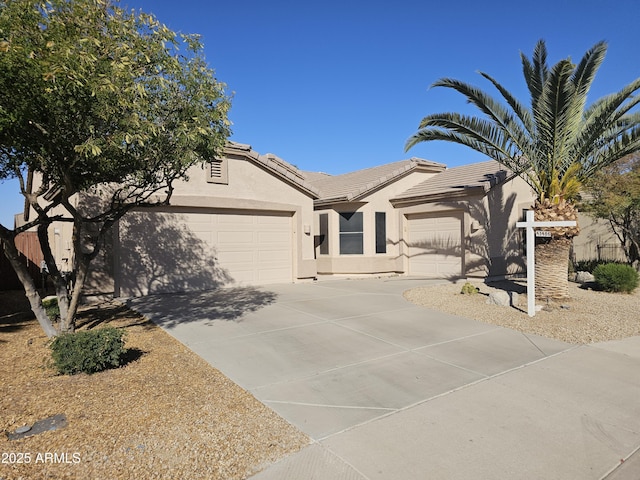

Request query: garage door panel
[
  {"left": 219, "top": 214, "right": 253, "bottom": 225},
  {"left": 118, "top": 210, "right": 293, "bottom": 296},
  {"left": 218, "top": 231, "right": 255, "bottom": 244},
  {"left": 408, "top": 213, "right": 462, "bottom": 278},
  {"left": 259, "top": 231, "right": 290, "bottom": 243}
]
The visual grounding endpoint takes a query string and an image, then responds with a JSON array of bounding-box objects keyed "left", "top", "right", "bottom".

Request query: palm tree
[{"left": 406, "top": 40, "right": 640, "bottom": 300}]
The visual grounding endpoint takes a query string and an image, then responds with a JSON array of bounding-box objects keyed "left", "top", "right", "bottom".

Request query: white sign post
[{"left": 516, "top": 210, "right": 577, "bottom": 317}]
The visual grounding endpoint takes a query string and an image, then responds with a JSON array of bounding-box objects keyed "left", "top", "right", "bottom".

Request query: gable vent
[
  {"left": 207, "top": 158, "right": 228, "bottom": 184},
  {"left": 211, "top": 159, "right": 223, "bottom": 178}
]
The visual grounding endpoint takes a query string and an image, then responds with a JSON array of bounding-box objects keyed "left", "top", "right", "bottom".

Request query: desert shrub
[
  {"left": 593, "top": 263, "right": 639, "bottom": 293},
  {"left": 42, "top": 296, "right": 60, "bottom": 320},
  {"left": 573, "top": 259, "right": 626, "bottom": 273},
  {"left": 460, "top": 282, "right": 479, "bottom": 295},
  {"left": 49, "top": 327, "right": 127, "bottom": 375}
]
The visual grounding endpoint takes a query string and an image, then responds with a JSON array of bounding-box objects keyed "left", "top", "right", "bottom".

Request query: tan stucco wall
[{"left": 572, "top": 213, "right": 626, "bottom": 262}]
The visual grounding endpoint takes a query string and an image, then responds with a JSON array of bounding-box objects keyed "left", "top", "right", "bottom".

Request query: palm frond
[
  {"left": 534, "top": 59, "right": 577, "bottom": 178},
  {"left": 478, "top": 71, "right": 534, "bottom": 134},
  {"left": 430, "top": 78, "right": 533, "bottom": 160},
  {"left": 577, "top": 81, "right": 640, "bottom": 159},
  {"left": 521, "top": 39, "right": 548, "bottom": 109},
  {"left": 407, "top": 40, "right": 640, "bottom": 202},
  {"left": 408, "top": 113, "right": 515, "bottom": 159},
  {"left": 580, "top": 123, "right": 640, "bottom": 178},
  {"left": 571, "top": 41, "right": 608, "bottom": 100}
]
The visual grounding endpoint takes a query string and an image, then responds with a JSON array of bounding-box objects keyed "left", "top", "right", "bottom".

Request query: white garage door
[
  {"left": 407, "top": 213, "right": 462, "bottom": 277},
  {"left": 117, "top": 209, "right": 293, "bottom": 296}
]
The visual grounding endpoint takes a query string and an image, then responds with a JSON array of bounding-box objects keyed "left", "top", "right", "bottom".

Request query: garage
[
  {"left": 407, "top": 212, "right": 463, "bottom": 277},
  {"left": 115, "top": 209, "right": 293, "bottom": 296}
]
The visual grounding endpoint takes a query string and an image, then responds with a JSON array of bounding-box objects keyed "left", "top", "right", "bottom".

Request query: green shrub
[
  {"left": 42, "top": 296, "right": 60, "bottom": 320},
  {"left": 49, "top": 327, "right": 127, "bottom": 375},
  {"left": 460, "top": 282, "right": 479, "bottom": 295},
  {"left": 573, "top": 259, "right": 626, "bottom": 273},
  {"left": 593, "top": 263, "right": 639, "bottom": 293}
]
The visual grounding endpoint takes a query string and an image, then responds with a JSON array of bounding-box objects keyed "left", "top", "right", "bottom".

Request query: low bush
[
  {"left": 573, "top": 259, "right": 628, "bottom": 273},
  {"left": 593, "top": 263, "right": 639, "bottom": 293},
  {"left": 49, "top": 327, "right": 127, "bottom": 375},
  {"left": 460, "top": 282, "right": 479, "bottom": 295},
  {"left": 42, "top": 296, "right": 60, "bottom": 320}
]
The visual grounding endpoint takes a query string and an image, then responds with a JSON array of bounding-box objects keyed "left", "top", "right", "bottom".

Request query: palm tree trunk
[{"left": 535, "top": 237, "right": 572, "bottom": 300}]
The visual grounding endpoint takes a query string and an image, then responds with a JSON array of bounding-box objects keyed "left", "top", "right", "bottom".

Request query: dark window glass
[
  {"left": 319, "top": 213, "right": 329, "bottom": 255},
  {"left": 375, "top": 212, "right": 386, "bottom": 254},
  {"left": 339, "top": 211, "right": 363, "bottom": 232},
  {"left": 339, "top": 212, "right": 363, "bottom": 254}
]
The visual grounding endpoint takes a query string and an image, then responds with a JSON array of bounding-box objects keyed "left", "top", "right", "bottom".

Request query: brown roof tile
[
  {"left": 392, "top": 160, "right": 510, "bottom": 202},
  {"left": 304, "top": 158, "right": 445, "bottom": 204}
]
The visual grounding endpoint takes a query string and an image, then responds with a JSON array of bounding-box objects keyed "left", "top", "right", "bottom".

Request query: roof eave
[
  {"left": 391, "top": 186, "right": 485, "bottom": 206},
  {"left": 223, "top": 142, "right": 320, "bottom": 199}
]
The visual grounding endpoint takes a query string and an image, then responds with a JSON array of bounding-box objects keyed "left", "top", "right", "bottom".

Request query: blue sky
[{"left": 1, "top": 0, "right": 638, "bottom": 226}]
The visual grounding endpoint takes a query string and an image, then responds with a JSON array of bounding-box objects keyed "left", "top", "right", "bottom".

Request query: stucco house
[
  {"left": 105, "top": 142, "right": 320, "bottom": 297},
  {"left": 20, "top": 141, "right": 542, "bottom": 297},
  {"left": 307, "top": 159, "right": 535, "bottom": 280}
]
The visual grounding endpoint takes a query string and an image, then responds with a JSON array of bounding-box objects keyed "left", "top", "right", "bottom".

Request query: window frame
[{"left": 339, "top": 211, "right": 363, "bottom": 255}]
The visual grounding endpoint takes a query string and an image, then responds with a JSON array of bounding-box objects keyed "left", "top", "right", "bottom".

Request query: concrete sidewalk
[{"left": 128, "top": 278, "right": 640, "bottom": 480}]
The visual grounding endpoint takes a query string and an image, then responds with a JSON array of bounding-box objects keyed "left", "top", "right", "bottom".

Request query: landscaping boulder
[
  {"left": 575, "top": 271, "right": 595, "bottom": 284},
  {"left": 486, "top": 291, "right": 510, "bottom": 307},
  {"left": 509, "top": 291, "right": 520, "bottom": 307}
]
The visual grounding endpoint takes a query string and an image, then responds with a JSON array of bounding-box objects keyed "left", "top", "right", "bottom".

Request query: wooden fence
[{"left": 0, "top": 232, "right": 44, "bottom": 291}]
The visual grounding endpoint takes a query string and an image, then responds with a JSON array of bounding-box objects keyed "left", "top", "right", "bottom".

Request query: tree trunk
[
  {"left": 37, "top": 222, "right": 71, "bottom": 332},
  {"left": 535, "top": 237, "right": 572, "bottom": 300},
  {"left": 0, "top": 237, "right": 57, "bottom": 338},
  {"left": 533, "top": 199, "right": 580, "bottom": 301},
  {"left": 65, "top": 254, "right": 90, "bottom": 332}
]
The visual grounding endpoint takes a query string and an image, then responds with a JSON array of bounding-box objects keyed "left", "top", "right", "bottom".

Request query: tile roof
[
  {"left": 392, "top": 160, "right": 510, "bottom": 203},
  {"left": 224, "top": 142, "right": 320, "bottom": 198},
  {"left": 303, "top": 158, "right": 446, "bottom": 205}
]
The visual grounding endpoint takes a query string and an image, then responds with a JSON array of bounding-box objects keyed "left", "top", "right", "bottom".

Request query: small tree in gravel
[
  {"left": 0, "top": 0, "right": 231, "bottom": 337},
  {"left": 583, "top": 153, "right": 640, "bottom": 266}
]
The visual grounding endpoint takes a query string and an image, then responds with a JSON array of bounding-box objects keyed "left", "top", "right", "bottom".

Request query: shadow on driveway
[{"left": 126, "top": 286, "right": 277, "bottom": 328}]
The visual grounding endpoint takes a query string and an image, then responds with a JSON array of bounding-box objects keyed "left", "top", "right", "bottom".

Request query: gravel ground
[
  {"left": 0, "top": 292, "right": 309, "bottom": 480},
  {"left": 404, "top": 279, "right": 640, "bottom": 344}
]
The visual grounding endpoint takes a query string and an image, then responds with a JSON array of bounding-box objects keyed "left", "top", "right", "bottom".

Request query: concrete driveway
[{"left": 128, "top": 277, "right": 640, "bottom": 480}]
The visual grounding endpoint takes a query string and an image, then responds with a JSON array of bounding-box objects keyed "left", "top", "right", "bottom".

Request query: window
[
  {"left": 207, "top": 158, "right": 228, "bottom": 184},
  {"left": 375, "top": 212, "right": 386, "bottom": 254},
  {"left": 318, "top": 213, "right": 329, "bottom": 255},
  {"left": 339, "top": 212, "right": 363, "bottom": 254}
]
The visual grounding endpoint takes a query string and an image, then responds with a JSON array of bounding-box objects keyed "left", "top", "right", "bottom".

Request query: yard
[
  {"left": 1, "top": 278, "right": 639, "bottom": 479},
  {"left": 0, "top": 292, "right": 308, "bottom": 480}
]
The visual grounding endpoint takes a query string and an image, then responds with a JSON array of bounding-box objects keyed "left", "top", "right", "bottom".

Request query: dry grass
[{"left": 0, "top": 291, "right": 308, "bottom": 480}]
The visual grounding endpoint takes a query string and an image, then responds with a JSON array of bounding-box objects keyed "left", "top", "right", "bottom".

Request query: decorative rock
[
  {"left": 575, "top": 271, "right": 595, "bottom": 284},
  {"left": 486, "top": 291, "right": 510, "bottom": 307},
  {"left": 6, "top": 414, "right": 67, "bottom": 441},
  {"left": 509, "top": 291, "right": 520, "bottom": 307},
  {"left": 15, "top": 425, "right": 31, "bottom": 434}
]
